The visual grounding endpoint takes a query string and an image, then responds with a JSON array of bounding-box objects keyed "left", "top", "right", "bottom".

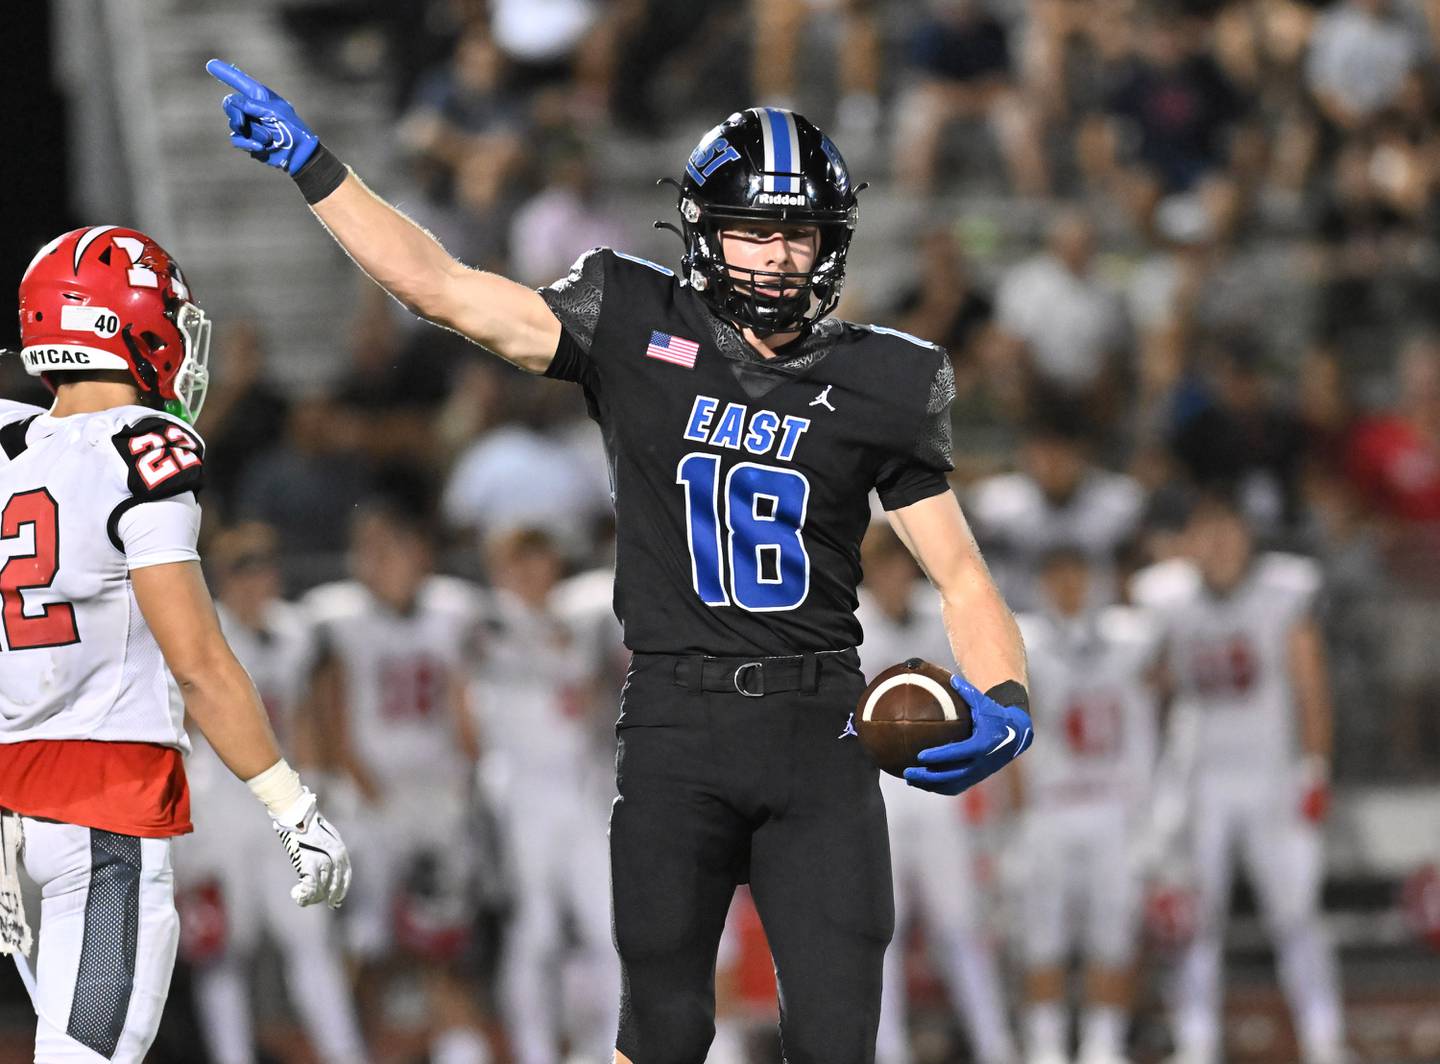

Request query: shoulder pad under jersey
[{"left": 1128, "top": 558, "right": 1202, "bottom": 612}]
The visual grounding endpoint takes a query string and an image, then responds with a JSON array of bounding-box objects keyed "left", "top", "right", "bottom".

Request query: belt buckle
[{"left": 733, "top": 661, "right": 765, "bottom": 698}]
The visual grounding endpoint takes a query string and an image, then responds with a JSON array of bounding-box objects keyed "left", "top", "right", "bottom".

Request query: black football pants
[{"left": 610, "top": 650, "right": 894, "bottom": 1064}]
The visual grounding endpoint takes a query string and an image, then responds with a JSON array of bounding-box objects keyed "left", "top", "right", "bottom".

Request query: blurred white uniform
[
  {"left": 302, "top": 576, "right": 480, "bottom": 959},
  {"left": 1014, "top": 607, "right": 1160, "bottom": 973},
  {"left": 857, "top": 585, "right": 1017, "bottom": 1064},
  {"left": 473, "top": 576, "right": 618, "bottom": 1064},
  {"left": 178, "top": 601, "right": 367, "bottom": 1064},
  {"left": 1131, "top": 556, "right": 1344, "bottom": 1064},
  {"left": 0, "top": 402, "right": 203, "bottom": 1063},
  {"left": 967, "top": 471, "right": 1144, "bottom": 611}
]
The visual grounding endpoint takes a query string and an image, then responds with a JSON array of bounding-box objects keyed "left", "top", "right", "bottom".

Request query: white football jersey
[
  {"left": 0, "top": 400, "right": 204, "bottom": 749},
  {"left": 855, "top": 582, "right": 951, "bottom": 678},
  {"left": 1131, "top": 553, "right": 1321, "bottom": 774},
  {"left": 1016, "top": 606, "right": 1162, "bottom": 806},
  {"left": 216, "top": 600, "right": 316, "bottom": 745},
  {"left": 967, "top": 469, "right": 1144, "bottom": 610},
  {"left": 471, "top": 586, "right": 608, "bottom": 772},
  {"left": 302, "top": 575, "right": 479, "bottom": 794},
  {"left": 187, "top": 600, "right": 319, "bottom": 823}
]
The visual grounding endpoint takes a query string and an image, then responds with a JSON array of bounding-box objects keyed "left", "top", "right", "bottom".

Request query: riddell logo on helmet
[{"left": 755, "top": 192, "right": 807, "bottom": 206}]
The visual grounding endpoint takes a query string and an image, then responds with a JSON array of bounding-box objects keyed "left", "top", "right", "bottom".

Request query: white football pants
[
  {"left": 19, "top": 817, "right": 178, "bottom": 1064},
  {"left": 1172, "top": 770, "right": 1344, "bottom": 1064},
  {"left": 178, "top": 798, "right": 367, "bottom": 1064}
]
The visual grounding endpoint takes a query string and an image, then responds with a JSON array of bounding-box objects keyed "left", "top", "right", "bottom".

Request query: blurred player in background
[
  {"left": 967, "top": 415, "right": 1144, "bottom": 612},
  {"left": 1014, "top": 547, "right": 1163, "bottom": 1064},
  {"left": 471, "top": 527, "right": 618, "bottom": 1064},
  {"left": 0, "top": 226, "right": 348, "bottom": 1063},
  {"left": 179, "top": 523, "right": 368, "bottom": 1064},
  {"left": 209, "top": 62, "right": 1034, "bottom": 1064},
  {"left": 1131, "top": 492, "right": 1345, "bottom": 1064},
  {"left": 303, "top": 500, "right": 487, "bottom": 1062},
  {"left": 857, "top": 523, "right": 1018, "bottom": 1064}
]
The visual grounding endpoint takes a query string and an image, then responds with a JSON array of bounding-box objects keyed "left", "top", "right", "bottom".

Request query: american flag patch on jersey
[{"left": 645, "top": 331, "right": 700, "bottom": 368}]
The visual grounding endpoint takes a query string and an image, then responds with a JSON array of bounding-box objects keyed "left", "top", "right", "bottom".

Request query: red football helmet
[{"left": 17, "top": 225, "right": 210, "bottom": 422}]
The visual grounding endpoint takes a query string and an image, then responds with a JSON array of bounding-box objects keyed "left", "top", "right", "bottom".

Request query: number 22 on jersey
[
  {"left": 677, "top": 454, "right": 811, "bottom": 611},
  {"left": 0, "top": 489, "right": 79, "bottom": 650}
]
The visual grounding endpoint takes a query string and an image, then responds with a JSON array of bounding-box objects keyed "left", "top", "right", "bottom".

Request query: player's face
[
  {"left": 719, "top": 224, "right": 820, "bottom": 296},
  {"left": 1024, "top": 437, "right": 1086, "bottom": 501},
  {"left": 1187, "top": 508, "right": 1252, "bottom": 592},
  {"left": 1040, "top": 557, "right": 1090, "bottom": 616},
  {"left": 497, "top": 546, "right": 564, "bottom": 604},
  {"left": 350, "top": 517, "right": 431, "bottom": 609},
  {"left": 862, "top": 549, "right": 919, "bottom": 611},
  {"left": 218, "top": 554, "right": 280, "bottom": 613}
]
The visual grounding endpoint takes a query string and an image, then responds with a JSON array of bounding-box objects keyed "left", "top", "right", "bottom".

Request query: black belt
[{"left": 670, "top": 649, "right": 856, "bottom": 698}]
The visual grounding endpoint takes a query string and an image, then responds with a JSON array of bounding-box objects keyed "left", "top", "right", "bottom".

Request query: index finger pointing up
[{"left": 206, "top": 58, "right": 270, "bottom": 101}]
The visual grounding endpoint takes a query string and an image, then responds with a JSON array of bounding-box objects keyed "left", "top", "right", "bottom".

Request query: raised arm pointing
[{"left": 206, "top": 58, "right": 562, "bottom": 373}]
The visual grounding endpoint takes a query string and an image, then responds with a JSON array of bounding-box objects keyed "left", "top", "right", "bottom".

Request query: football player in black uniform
[{"left": 209, "top": 59, "right": 1034, "bottom": 1064}]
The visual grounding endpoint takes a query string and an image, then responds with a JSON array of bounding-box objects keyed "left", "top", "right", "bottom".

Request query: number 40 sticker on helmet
[{"left": 16, "top": 225, "right": 212, "bottom": 424}]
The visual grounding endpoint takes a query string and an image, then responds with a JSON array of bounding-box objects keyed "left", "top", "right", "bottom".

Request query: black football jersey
[{"left": 541, "top": 249, "right": 954, "bottom": 656}]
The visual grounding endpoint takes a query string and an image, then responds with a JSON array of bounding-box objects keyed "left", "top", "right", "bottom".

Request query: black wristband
[
  {"left": 984, "top": 680, "right": 1030, "bottom": 714},
  {"left": 293, "top": 144, "right": 349, "bottom": 205}
]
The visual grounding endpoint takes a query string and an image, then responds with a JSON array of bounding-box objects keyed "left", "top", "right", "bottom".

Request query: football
[{"left": 855, "top": 658, "right": 973, "bottom": 777}]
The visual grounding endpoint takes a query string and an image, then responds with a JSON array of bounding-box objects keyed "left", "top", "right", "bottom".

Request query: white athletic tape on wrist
[{"left": 246, "top": 759, "right": 306, "bottom": 819}]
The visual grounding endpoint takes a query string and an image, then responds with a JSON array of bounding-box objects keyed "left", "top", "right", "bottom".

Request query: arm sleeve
[
  {"left": 539, "top": 247, "right": 606, "bottom": 370},
  {"left": 874, "top": 353, "right": 956, "bottom": 511},
  {"left": 117, "top": 493, "right": 201, "bottom": 570}
]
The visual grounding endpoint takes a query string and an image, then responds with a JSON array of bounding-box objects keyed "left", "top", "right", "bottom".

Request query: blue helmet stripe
[{"left": 765, "top": 108, "right": 794, "bottom": 193}]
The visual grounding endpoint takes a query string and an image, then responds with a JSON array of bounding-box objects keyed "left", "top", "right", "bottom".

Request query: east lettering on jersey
[{"left": 539, "top": 248, "right": 956, "bottom": 657}]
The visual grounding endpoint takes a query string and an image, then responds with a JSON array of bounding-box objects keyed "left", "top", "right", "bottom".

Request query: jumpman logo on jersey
[
  {"left": 809, "top": 385, "right": 836, "bottom": 412},
  {"left": 837, "top": 712, "right": 857, "bottom": 739}
]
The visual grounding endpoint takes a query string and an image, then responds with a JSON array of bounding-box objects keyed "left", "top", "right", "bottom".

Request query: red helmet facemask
[{"left": 17, "top": 225, "right": 211, "bottom": 423}]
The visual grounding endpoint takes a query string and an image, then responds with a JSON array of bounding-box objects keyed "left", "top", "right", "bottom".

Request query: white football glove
[{"left": 270, "top": 789, "right": 351, "bottom": 908}]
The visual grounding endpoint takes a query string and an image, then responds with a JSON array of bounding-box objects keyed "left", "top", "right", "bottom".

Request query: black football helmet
[{"left": 661, "top": 108, "right": 864, "bottom": 334}]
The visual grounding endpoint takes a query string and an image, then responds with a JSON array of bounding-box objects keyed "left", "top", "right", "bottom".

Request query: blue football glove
[
  {"left": 206, "top": 59, "right": 319, "bottom": 175},
  {"left": 903, "top": 674, "right": 1033, "bottom": 796}
]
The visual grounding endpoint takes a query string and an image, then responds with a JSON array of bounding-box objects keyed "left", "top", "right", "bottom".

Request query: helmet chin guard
[{"left": 659, "top": 108, "right": 865, "bottom": 336}]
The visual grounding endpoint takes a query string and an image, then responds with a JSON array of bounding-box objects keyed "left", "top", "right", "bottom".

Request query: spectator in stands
[
  {"left": 893, "top": 0, "right": 1050, "bottom": 197},
  {"left": 199, "top": 320, "right": 291, "bottom": 520},
  {"left": 1090, "top": 3, "right": 1248, "bottom": 218},
  {"left": 1311, "top": 133, "right": 1425, "bottom": 350},
  {"left": 488, "top": 0, "right": 615, "bottom": 119},
  {"left": 1170, "top": 335, "right": 1308, "bottom": 532},
  {"left": 891, "top": 228, "right": 995, "bottom": 381},
  {"left": 1306, "top": 0, "right": 1424, "bottom": 133},
  {"left": 1342, "top": 334, "right": 1440, "bottom": 773},
  {"left": 750, "top": 0, "right": 884, "bottom": 145},
  {"left": 1344, "top": 333, "right": 1440, "bottom": 526},
  {"left": 994, "top": 207, "right": 1129, "bottom": 415},
  {"left": 442, "top": 376, "right": 610, "bottom": 560},
  {"left": 236, "top": 394, "right": 374, "bottom": 566},
  {"left": 508, "top": 135, "right": 625, "bottom": 287},
  {"left": 403, "top": 134, "right": 528, "bottom": 277},
  {"left": 400, "top": 23, "right": 528, "bottom": 180},
  {"left": 967, "top": 410, "right": 1146, "bottom": 610}
]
